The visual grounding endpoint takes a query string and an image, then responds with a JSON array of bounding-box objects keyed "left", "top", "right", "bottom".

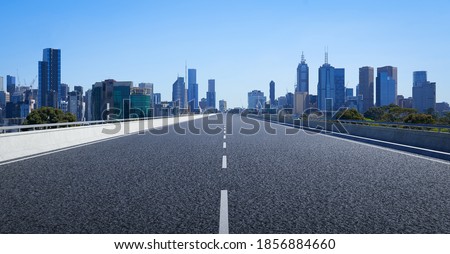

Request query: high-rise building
[
  {"left": 68, "top": 91, "right": 79, "bottom": 119},
  {"left": 0, "top": 76, "right": 3, "bottom": 91},
  {"left": 60, "top": 83, "right": 69, "bottom": 102},
  {"left": 412, "top": 71, "right": 436, "bottom": 113},
  {"left": 73, "top": 86, "right": 84, "bottom": 121},
  {"left": 38, "top": 48, "right": 61, "bottom": 109},
  {"left": 219, "top": 99, "right": 227, "bottom": 112},
  {"left": 278, "top": 96, "right": 287, "bottom": 108},
  {"left": 296, "top": 52, "right": 309, "bottom": 93},
  {"left": 172, "top": 77, "right": 185, "bottom": 109},
  {"left": 345, "top": 88, "right": 353, "bottom": 99},
  {"left": 317, "top": 52, "right": 345, "bottom": 111},
  {"left": 6, "top": 75, "right": 16, "bottom": 94},
  {"left": 286, "top": 92, "right": 294, "bottom": 108},
  {"left": 187, "top": 69, "right": 199, "bottom": 110},
  {"left": 269, "top": 80, "right": 275, "bottom": 108},
  {"left": 131, "top": 87, "right": 152, "bottom": 117},
  {"left": 85, "top": 89, "right": 92, "bottom": 121},
  {"left": 207, "top": 79, "right": 216, "bottom": 109},
  {"left": 91, "top": 79, "right": 132, "bottom": 120},
  {"left": 248, "top": 90, "right": 266, "bottom": 109},
  {"left": 358, "top": 66, "right": 374, "bottom": 112},
  {"left": 376, "top": 66, "right": 397, "bottom": 107},
  {"left": 294, "top": 91, "right": 308, "bottom": 115},
  {"left": 138, "top": 83, "right": 154, "bottom": 107}
]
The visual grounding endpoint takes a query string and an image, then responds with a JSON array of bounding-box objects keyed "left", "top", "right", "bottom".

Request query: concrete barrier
[
  {"left": 0, "top": 115, "right": 207, "bottom": 162},
  {"left": 254, "top": 115, "right": 450, "bottom": 153}
]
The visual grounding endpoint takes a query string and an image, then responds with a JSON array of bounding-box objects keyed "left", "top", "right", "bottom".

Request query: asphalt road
[{"left": 0, "top": 114, "right": 449, "bottom": 233}]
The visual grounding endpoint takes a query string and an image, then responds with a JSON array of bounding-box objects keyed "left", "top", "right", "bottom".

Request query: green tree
[
  {"left": 339, "top": 108, "right": 365, "bottom": 120},
  {"left": 364, "top": 107, "right": 385, "bottom": 121},
  {"left": 23, "top": 107, "right": 77, "bottom": 125},
  {"left": 403, "top": 113, "right": 436, "bottom": 124}
]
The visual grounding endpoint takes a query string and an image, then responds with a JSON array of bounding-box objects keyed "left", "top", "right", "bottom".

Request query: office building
[
  {"left": 376, "top": 66, "right": 397, "bottom": 106},
  {"left": 0, "top": 76, "right": 3, "bottom": 91},
  {"left": 317, "top": 52, "right": 345, "bottom": 111},
  {"left": 296, "top": 52, "right": 309, "bottom": 93},
  {"left": 85, "top": 89, "right": 92, "bottom": 121},
  {"left": 358, "top": 67, "right": 374, "bottom": 112},
  {"left": 219, "top": 99, "right": 227, "bottom": 112},
  {"left": 38, "top": 48, "right": 61, "bottom": 108},
  {"left": 436, "top": 102, "right": 449, "bottom": 114},
  {"left": 153, "top": 93, "right": 161, "bottom": 105},
  {"left": 207, "top": 79, "right": 216, "bottom": 109},
  {"left": 172, "top": 77, "right": 185, "bottom": 109},
  {"left": 286, "top": 92, "right": 294, "bottom": 109},
  {"left": 278, "top": 96, "right": 287, "bottom": 108},
  {"left": 91, "top": 79, "right": 133, "bottom": 120},
  {"left": 269, "top": 80, "right": 275, "bottom": 107},
  {"left": 248, "top": 90, "right": 266, "bottom": 109},
  {"left": 187, "top": 69, "right": 199, "bottom": 110},
  {"left": 60, "top": 83, "right": 69, "bottom": 102},
  {"left": 412, "top": 71, "right": 436, "bottom": 113},
  {"left": 6, "top": 75, "right": 16, "bottom": 94},
  {"left": 131, "top": 87, "right": 152, "bottom": 117},
  {"left": 294, "top": 91, "right": 308, "bottom": 115}
]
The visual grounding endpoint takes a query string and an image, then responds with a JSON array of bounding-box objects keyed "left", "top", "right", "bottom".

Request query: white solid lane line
[
  {"left": 219, "top": 190, "right": 229, "bottom": 234},
  {"left": 223, "top": 142, "right": 226, "bottom": 149},
  {"left": 222, "top": 155, "right": 227, "bottom": 169}
]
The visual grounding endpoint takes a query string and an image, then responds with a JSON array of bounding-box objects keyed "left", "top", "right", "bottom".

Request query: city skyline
[{"left": 0, "top": 0, "right": 449, "bottom": 108}]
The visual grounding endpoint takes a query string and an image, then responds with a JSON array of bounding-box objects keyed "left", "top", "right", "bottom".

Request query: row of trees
[
  {"left": 23, "top": 107, "right": 76, "bottom": 125},
  {"left": 339, "top": 104, "right": 450, "bottom": 124}
]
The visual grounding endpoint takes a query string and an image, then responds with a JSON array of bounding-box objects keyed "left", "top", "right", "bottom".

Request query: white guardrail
[{"left": 0, "top": 114, "right": 209, "bottom": 162}]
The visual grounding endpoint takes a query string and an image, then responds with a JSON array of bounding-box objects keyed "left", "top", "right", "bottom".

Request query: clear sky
[{"left": 0, "top": 0, "right": 449, "bottom": 108}]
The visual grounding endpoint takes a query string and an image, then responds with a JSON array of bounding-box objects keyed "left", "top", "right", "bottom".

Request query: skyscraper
[
  {"left": 296, "top": 52, "right": 309, "bottom": 93},
  {"left": 317, "top": 52, "right": 345, "bottom": 111},
  {"left": 85, "top": 89, "right": 92, "bottom": 121},
  {"left": 38, "top": 48, "right": 61, "bottom": 108},
  {"left": 412, "top": 71, "right": 436, "bottom": 113},
  {"left": 187, "top": 69, "right": 199, "bottom": 110},
  {"left": 359, "top": 66, "right": 374, "bottom": 112},
  {"left": 172, "top": 77, "right": 185, "bottom": 109},
  {"left": 376, "top": 66, "right": 397, "bottom": 106},
  {"left": 269, "top": 80, "right": 275, "bottom": 107},
  {"left": 0, "top": 76, "right": 3, "bottom": 91},
  {"left": 6, "top": 75, "right": 16, "bottom": 94},
  {"left": 207, "top": 79, "right": 216, "bottom": 109},
  {"left": 60, "top": 83, "right": 69, "bottom": 102}
]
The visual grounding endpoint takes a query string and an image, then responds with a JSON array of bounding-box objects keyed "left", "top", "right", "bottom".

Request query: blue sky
[{"left": 1, "top": 0, "right": 449, "bottom": 107}]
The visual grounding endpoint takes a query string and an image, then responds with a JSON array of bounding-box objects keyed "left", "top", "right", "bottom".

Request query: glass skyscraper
[
  {"left": 187, "top": 69, "right": 199, "bottom": 110},
  {"left": 38, "top": 48, "right": 61, "bottom": 109},
  {"left": 317, "top": 53, "right": 345, "bottom": 111},
  {"left": 6, "top": 75, "right": 16, "bottom": 94},
  {"left": 172, "top": 77, "right": 185, "bottom": 109},
  {"left": 376, "top": 66, "right": 397, "bottom": 107},
  {"left": 207, "top": 79, "right": 216, "bottom": 109},
  {"left": 412, "top": 71, "right": 436, "bottom": 113},
  {"left": 269, "top": 80, "right": 275, "bottom": 107}
]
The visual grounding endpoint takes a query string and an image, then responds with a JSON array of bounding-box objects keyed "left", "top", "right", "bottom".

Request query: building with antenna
[
  {"left": 317, "top": 50, "right": 345, "bottom": 111},
  {"left": 296, "top": 52, "right": 309, "bottom": 93}
]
